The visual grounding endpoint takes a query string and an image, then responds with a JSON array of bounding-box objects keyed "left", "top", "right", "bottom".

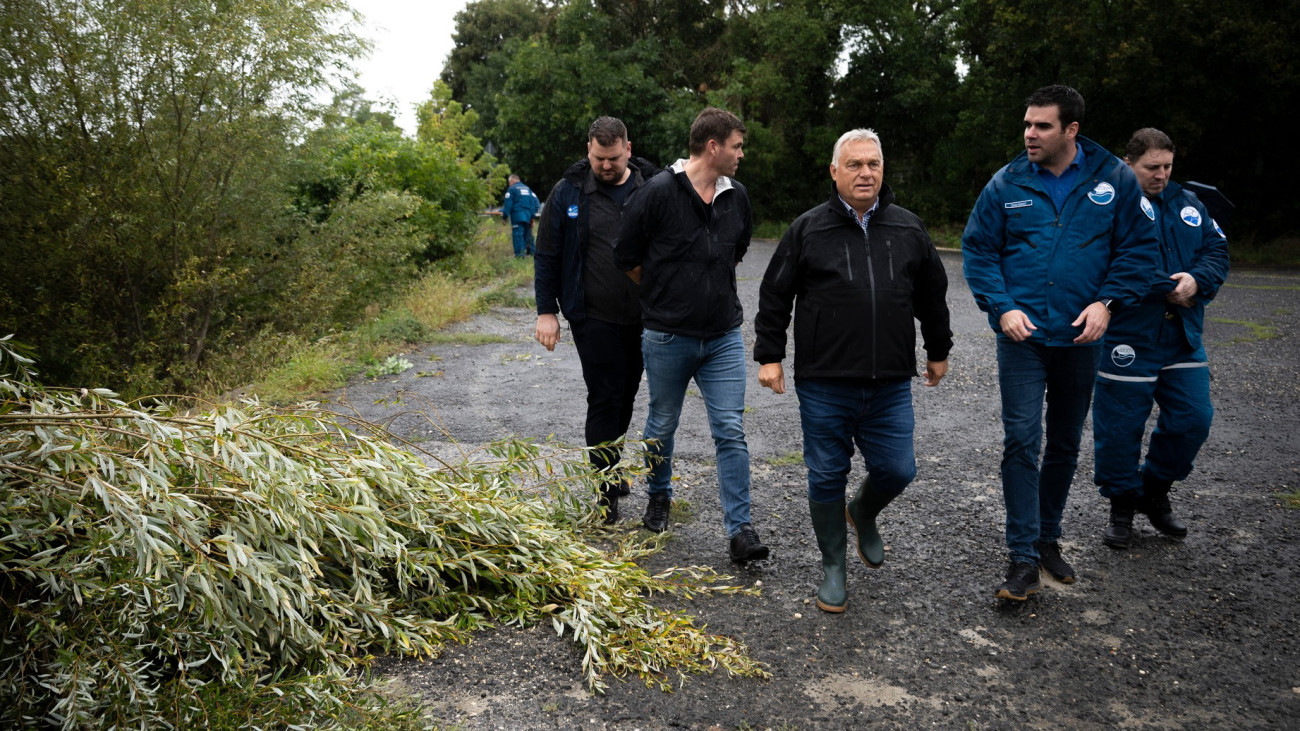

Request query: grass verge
[{"left": 233, "top": 222, "right": 529, "bottom": 403}]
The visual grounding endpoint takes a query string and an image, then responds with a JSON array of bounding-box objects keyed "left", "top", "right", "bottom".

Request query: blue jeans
[
  {"left": 796, "top": 377, "right": 916, "bottom": 504},
  {"left": 641, "top": 327, "right": 751, "bottom": 537},
  {"left": 1094, "top": 339, "right": 1212, "bottom": 497},
  {"left": 511, "top": 220, "right": 534, "bottom": 257},
  {"left": 997, "top": 339, "right": 1100, "bottom": 564}
]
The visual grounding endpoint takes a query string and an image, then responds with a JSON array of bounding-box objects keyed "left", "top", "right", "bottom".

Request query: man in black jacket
[
  {"left": 534, "top": 116, "right": 658, "bottom": 524},
  {"left": 754, "top": 128, "right": 952, "bottom": 612},
  {"left": 614, "top": 107, "right": 769, "bottom": 562}
]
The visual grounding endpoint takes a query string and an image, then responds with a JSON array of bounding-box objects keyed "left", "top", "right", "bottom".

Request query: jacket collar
[
  {"left": 670, "top": 158, "right": 736, "bottom": 198},
  {"left": 826, "top": 182, "right": 896, "bottom": 220},
  {"left": 1006, "top": 135, "right": 1116, "bottom": 187}
]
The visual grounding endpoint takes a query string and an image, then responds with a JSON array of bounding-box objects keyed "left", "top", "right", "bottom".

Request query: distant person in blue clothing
[
  {"left": 501, "top": 173, "right": 540, "bottom": 257},
  {"left": 962, "top": 85, "right": 1161, "bottom": 601},
  {"left": 1093, "top": 128, "right": 1230, "bottom": 549}
]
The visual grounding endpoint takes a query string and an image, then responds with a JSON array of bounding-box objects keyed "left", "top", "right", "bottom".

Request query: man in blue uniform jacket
[
  {"left": 962, "top": 85, "right": 1161, "bottom": 601},
  {"left": 501, "top": 173, "right": 540, "bottom": 257},
  {"left": 1093, "top": 128, "right": 1230, "bottom": 548}
]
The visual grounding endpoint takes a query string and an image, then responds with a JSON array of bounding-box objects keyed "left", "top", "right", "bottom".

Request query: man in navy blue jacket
[
  {"left": 962, "top": 85, "right": 1161, "bottom": 601},
  {"left": 501, "top": 174, "right": 539, "bottom": 257},
  {"left": 533, "top": 116, "right": 658, "bottom": 524},
  {"left": 1093, "top": 128, "right": 1230, "bottom": 548}
]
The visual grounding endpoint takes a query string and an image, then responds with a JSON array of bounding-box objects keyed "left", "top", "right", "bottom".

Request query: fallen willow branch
[{"left": 0, "top": 336, "right": 766, "bottom": 730}]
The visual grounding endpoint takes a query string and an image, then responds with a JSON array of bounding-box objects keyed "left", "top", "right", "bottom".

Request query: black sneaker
[
  {"left": 1034, "top": 541, "right": 1075, "bottom": 584},
  {"left": 728, "top": 524, "right": 770, "bottom": 562},
  {"left": 996, "top": 562, "right": 1040, "bottom": 601},
  {"left": 642, "top": 492, "right": 671, "bottom": 533}
]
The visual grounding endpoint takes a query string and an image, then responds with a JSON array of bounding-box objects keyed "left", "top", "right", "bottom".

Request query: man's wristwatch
[{"left": 1100, "top": 298, "right": 1116, "bottom": 313}]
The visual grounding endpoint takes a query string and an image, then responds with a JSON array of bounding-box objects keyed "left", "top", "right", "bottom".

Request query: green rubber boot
[
  {"left": 809, "top": 499, "right": 848, "bottom": 613},
  {"left": 846, "top": 477, "right": 895, "bottom": 568}
]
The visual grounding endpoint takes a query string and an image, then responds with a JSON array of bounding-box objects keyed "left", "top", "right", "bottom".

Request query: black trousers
[{"left": 570, "top": 317, "right": 643, "bottom": 486}]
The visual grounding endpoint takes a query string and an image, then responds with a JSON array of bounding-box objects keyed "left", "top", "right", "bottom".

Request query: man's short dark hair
[
  {"left": 1125, "top": 127, "right": 1175, "bottom": 161},
  {"left": 588, "top": 116, "right": 628, "bottom": 147},
  {"left": 1025, "top": 85, "right": 1085, "bottom": 129},
  {"left": 688, "top": 107, "right": 746, "bottom": 156}
]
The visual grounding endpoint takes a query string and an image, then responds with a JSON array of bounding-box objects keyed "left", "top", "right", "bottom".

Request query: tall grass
[{"left": 235, "top": 222, "right": 529, "bottom": 403}]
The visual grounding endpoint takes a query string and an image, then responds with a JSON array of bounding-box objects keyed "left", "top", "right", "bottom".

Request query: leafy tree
[
  {"left": 832, "top": 0, "right": 964, "bottom": 221},
  {"left": 494, "top": 1, "right": 674, "bottom": 189},
  {"left": 0, "top": 0, "right": 363, "bottom": 391},
  {"left": 416, "top": 79, "right": 509, "bottom": 189},
  {"left": 292, "top": 119, "right": 490, "bottom": 264},
  {"left": 440, "top": 0, "right": 551, "bottom": 143}
]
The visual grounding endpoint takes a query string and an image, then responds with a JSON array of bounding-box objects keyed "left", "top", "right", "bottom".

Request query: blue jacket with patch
[
  {"left": 1108, "top": 180, "right": 1230, "bottom": 351},
  {"left": 501, "top": 180, "right": 539, "bottom": 224},
  {"left": 961, "top": 136, "right": 1162, "bottom": 346}
]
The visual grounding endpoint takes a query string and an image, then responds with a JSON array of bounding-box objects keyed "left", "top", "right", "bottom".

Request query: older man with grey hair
[{"left": 754, "top": 128, "right": 953, "bottom": 613}]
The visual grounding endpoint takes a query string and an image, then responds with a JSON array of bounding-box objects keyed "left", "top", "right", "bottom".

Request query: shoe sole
[
  {"left": 1039, "top": 565, "right": 1075, "bottom": 584},
  {"left": 730, "top": 546, "right": 770, "bottom": 563},
  {"left": 1102, "top": 536, "right": 1131, "bottom": 549},
  {"left": 995, "top": 584, "right": 1040, "bottom": 601},
  {"left": 816, "top": 599, "right": 846, "bottom": 613},
  {"left": 642, "top": 521, "right": 667, "bottom": 533}
]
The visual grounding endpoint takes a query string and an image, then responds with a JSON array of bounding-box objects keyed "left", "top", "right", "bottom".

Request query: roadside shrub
[{"left": 0, "top": 338, "right": 766, "bottom": 729}]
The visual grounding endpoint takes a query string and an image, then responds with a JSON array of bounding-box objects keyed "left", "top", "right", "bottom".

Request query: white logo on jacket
[
  {"left": 1088, "top": 182, "right": 1116, "bottom": 205},
  {"left": 1180, "top": 206, "right": 1202, "bottom": 227},
  {"left": 1111, "top": 344, "right": 1136, "bottom": 368}
]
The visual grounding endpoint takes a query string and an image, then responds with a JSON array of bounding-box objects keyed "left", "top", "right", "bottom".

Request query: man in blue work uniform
[
  {"left": 1093, "top": 128, "right": 1230, "bottom": 548},
  {"left": 962, "top": 85, "right": 1161, "bottom": 601},
  {"left": 501, "top": 173, "right": 540, "bottom": 257}
]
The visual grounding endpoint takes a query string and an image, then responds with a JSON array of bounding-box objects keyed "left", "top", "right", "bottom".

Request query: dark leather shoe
[
  {"left": 996, "top": 562, "right": 1040, "bottom": 601},
  {"left": 728, "top": 524, "right": 770, "bottom": 563},
  {"left": 1103, "top": 493, "right": 1138, "bottom": 549},
  {"left": 642, "top": 492, "right": 671, "bottom": 533},
  {"left": 1034, "top": 540, "right": 1075, "bottom": 584}
]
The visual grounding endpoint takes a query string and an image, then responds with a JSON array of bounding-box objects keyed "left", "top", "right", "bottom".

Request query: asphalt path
[{"left": 343, "top": 241, "right": 1300, "bottom": 729}]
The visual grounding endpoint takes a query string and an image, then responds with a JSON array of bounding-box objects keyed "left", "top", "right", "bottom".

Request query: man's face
[
  {"left": 588, "top": 137, "right": 631, "bottom": 183},
  {"left": 1128, "top": 149, "right": 1174, "bottom": 197},
  {"left": 712, "top": 130, "right": 745, "bottom": 177},
  {"left": 1023, "top": 105, "right": 1078, "bottom": 170},
  {"left": 830, "top": 139, "right": 884, "bottom": 212}
]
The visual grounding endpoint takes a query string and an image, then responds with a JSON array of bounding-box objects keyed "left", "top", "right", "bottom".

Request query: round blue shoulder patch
[
  {"left": 1180, "top": 206, "right": 1202, "bottom": 227},
  {"left": 1140, "top": 197, "right": 1155, "bottom": 221},
  {"left": 567, "top": 204, "right": 579, "bottom": 219}
]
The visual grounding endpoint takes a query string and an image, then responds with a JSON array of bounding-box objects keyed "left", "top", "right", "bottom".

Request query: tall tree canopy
[{"left": 446, "top": 0, "right": 1299, "bottom": 241}]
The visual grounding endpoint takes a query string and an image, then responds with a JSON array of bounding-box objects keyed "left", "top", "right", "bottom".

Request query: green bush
[{"left": 0, "top": 339, "right": 766, "bottom": 729}]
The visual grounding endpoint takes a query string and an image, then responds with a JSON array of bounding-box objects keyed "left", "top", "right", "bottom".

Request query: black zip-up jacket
[
  {"left": 613, "top": 161, "right": 752, "bottom": 338},
  {"left": 754, "top": 184, "right": 953, "bottom": 380},
  {"left": 535, "top": 156, "right": 658, "bottom": 324}
]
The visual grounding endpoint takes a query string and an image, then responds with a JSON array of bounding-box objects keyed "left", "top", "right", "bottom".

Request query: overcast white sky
[{"left": 344, "top": 0, "right": 471, "bottom": 134}]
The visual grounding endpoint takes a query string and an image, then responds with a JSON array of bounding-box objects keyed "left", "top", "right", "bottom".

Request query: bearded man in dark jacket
[
  {"left": 754, "top": 128, "right": 952, "bottom": 613},
  {"left": 534, "top": 116, "right": 659, "bottom": 523}
]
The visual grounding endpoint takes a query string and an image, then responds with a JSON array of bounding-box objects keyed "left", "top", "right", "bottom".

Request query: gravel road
[{"left": 339, "top": 241, "right": 1300, "bottom": 730}]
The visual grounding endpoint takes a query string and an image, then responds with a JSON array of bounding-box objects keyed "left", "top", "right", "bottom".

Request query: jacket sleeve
[
  {"left": 961, "top": 179, "right": 1018, "bottom": 321},
  {"left": 735, "top": 185, "right": 753, "bottom": 264},
  {"left": 1188, "top": 197, "right": 1231, "bottom": 303},
  {"left": 753, "top": 219, "right": 801, "bottom": 364},
  {"left": 1098, "top": 168, "right": 1162, "bottom": 309},
  {"left": 501, "top": 186, "right": 515, "bottom": 220},
  {"left": 913, "top": 230, "right": 954, "bottom": 363},
  {"left": 533, "top": 181, "right": 567, "bottom": 316},
  {"left": 614, "top": 179, "right": 655, "bottom": 271}
]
